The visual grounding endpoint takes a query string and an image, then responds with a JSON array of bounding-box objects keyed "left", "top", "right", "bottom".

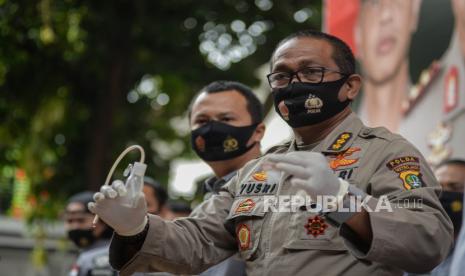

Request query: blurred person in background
[
  {"left": 445, "top": 159, "right": 465, "bottom": 276},
  {"left": 406, "top": 159, "right": 465, "bottom": 276},
  {"left": 64, "top": 191, "right": 116, "bottom": 276},
  {"left": 143, "top": 176, "right": 168, "bottom": 217}
]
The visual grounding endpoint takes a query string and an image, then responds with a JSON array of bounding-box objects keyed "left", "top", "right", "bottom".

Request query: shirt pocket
[
  {"left": 226, "top": 196, "right": 266, "bottom": 260},
  {"left": 283, "top": 209, "right": 347, "bottom": 251}
]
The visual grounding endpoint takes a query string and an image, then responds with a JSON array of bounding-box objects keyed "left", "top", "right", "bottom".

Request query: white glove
[
  {"left": 266, "top": 152, "right": 349, "bottom": 199},
  {"left": 88, "top": 179, "right": 148, "bottom": 236}
]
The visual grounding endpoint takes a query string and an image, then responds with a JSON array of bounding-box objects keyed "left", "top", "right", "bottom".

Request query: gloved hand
[
  {"left": 88, "top": 179, "right": 148, "bottom": 236},
  {"left": 266, "top": 152, "right": 349, "bottom": 199}
]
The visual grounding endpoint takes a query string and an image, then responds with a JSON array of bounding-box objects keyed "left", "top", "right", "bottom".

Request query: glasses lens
[
  {"left": 298, "top": 67, "right": 323, "bottom": 83},
  {"left": 269, "top": 72, "right": 291, "bottom": 88}
]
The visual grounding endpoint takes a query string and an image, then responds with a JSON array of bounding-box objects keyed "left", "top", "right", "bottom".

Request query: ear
[
  {"left": 342, "top": 74, "right": 362, "bottom": 101},
  {"left": 252, "top": 122, "right": 266, "bottom": 143}
]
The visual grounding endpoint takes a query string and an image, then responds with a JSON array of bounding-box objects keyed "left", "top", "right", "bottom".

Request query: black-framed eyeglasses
[{"left": 267, "top": 66, "right": 349, "bottom": 89}]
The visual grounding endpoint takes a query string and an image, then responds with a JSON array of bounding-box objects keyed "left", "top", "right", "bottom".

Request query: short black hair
[
  {"left": 437, "top": 159, "right": 465, "bottom": 169},
  {"left": 143, "top": 176, "right": 168, "bottom": 208},
  {"left": 188, "top": 80, "right": 264, "bottom": 124},
  {"left": 270, "top": 29, "right": 355, "bottom": 75},
  {"left": 67, "top": 191, "right": 94, "bottom": 213}
]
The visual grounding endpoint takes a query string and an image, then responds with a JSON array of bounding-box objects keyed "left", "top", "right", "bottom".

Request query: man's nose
[{"left": 290, "top": 73, "right": 300, "bottom": 83}]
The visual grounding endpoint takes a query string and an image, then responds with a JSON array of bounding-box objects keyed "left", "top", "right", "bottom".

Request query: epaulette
[
  {"left": 402, "top": 60, "right": 442, "bottom": 116},
  {"left": 264, "top": 140, "right": 292, "bottom": 155}
]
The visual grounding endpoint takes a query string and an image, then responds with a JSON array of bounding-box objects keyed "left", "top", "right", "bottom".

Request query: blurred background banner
[{"left": 324, "top": 0, "right": 465, "bottom": 166}]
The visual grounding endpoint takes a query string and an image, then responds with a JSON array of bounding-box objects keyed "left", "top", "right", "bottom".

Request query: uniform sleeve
[
  {"left": 341, "top": 138, "right": 454, "bottom": 273},
  {"left": 113, "top": 179, "right": 238, "bottom": 276}
]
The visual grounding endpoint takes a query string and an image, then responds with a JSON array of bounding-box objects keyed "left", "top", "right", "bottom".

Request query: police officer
[
  {"left": 399, "top": 0, "right": 465, "bottom": 166},
  {"left": 136, "top": 81, "right": 265, "bottom": 276},
  {"left": 188, "top": 80, "right": 265, "bottom": 276},
  {"left": 89, "top": 30, "right": 453, "bottom": 276},
  {"left": 64, "top": 191, "right": 116, "bottom": 276}
]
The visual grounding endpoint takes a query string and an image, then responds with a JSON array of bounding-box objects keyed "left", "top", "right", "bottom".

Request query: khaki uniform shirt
[{"left": 115, "top": 113, "right": 453, "bottom": 276}]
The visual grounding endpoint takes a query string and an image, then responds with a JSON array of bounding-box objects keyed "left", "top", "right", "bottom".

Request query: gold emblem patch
[
  {"left": 237, "top": 224, "right": 251, "bottom": 250},
  {"left": 252, "top": 171, "right": 267, "bottom": 182},
  {"left": 451, "top": 200, "right": 463, "bottom": 213},
  {"left": 328, "top": 132, "right": 352, "bottom": 151},
  {"left": 235, "top": 198, "right": 256, "bottom": 214},
  {"left": 305, "top": 94, "right": 323, "bottom": 113},
  {"left": 223, "top": 136, "right": 239, "bottom": 152}
]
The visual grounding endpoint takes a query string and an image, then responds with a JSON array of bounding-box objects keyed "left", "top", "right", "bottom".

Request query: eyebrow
[
  {"left": 273, "top": 58, "right": 321, "bottom": 72},
  {"left": 192, "top": 111, "right": 235, "bottom": 119}
]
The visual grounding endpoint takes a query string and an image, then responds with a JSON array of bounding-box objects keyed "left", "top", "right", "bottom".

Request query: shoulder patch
[
  {"left": 386, "top": 156, "right": 423, "bottom": 190},
  {"left": 264, "top": 141, "right": 292, "bottom": 155}
]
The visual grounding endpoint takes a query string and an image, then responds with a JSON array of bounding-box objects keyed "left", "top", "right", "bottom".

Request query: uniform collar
[
  {"left": 287, "top": 112, "right": 364, "bottom": 154},
  {"left": 204, "top": 170, "right": 237, "bottom": 193}
]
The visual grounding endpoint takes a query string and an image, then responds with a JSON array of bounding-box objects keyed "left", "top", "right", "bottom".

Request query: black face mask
[
  {"left": 67, "top": 229, "right": 96, "bottom": 248},
  {"left": 272, "top": 77, "right": 349, "bottom": 128},
  {"left": 191, "top": 121, "right": 257, "bottom": 161},
  {"left": 440, "top": 191, "right": 463, "bottom": 235}
]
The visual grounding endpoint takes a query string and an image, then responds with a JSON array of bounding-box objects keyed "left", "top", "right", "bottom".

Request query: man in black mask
[
  {"left": 64, "top": 191, "right": 116, "bottom": 276},
  {"left": 189, "top": 80, "right": 265, "bottom": 276},
  {"left": 189, "top": 80, "right": 265, "bottom": 195},
  {"left": 405, "top": 159, "right": 465, "bottom": 276},
  {"left": 432, "top": 159, "right": 465, "bottom": 275},
  {"left": 90, "top": 30, "right": 452, "bottom": 275},
  {"left": 436, "top": 159, "right": 465, "bottom": 238}
]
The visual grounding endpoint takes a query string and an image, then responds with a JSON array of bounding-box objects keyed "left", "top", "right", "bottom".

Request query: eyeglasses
[{"left": 267, "top": 66, "right": 349, "bottom": 89}]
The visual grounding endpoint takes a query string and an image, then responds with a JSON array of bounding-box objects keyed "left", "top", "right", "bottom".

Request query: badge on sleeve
[
  {"left": 237, "top": 224, "right": 251, "bottom": 250},
  {"left": 235, "top": 198, "right": 256, "bottom": 214},
  {"left": 386, "top": 156, "right": 423, "bottom": 190}
]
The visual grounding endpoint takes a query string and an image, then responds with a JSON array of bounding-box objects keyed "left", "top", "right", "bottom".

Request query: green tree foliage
[{"left": 0, "top": 0, "right": 321, "bottom": 220}]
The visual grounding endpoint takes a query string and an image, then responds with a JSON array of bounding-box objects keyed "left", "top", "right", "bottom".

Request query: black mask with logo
[
  {"left": 191, "top": 121, "right": 258, "bottom": 162},
  {"left": 272, "top": 77, "right": 349, "bottom": 128},
  {"left": 439, "top": 191, "right": 464, "bottom": 235},
  {"left": 67, "top": 228, "right": 96, "bottom": 248}
]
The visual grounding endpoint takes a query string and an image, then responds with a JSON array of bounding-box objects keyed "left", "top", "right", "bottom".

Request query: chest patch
[
  {"left": 237, "top": 170, "right": 279, "bottom": 196},
  {"left": 328, "top": 147, "right": 361, "bottom": 169}
]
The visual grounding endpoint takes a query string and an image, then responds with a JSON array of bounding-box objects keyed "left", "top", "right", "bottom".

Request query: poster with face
[{"left": 325, "top": 0, "right": 465, "bottom": 165}]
